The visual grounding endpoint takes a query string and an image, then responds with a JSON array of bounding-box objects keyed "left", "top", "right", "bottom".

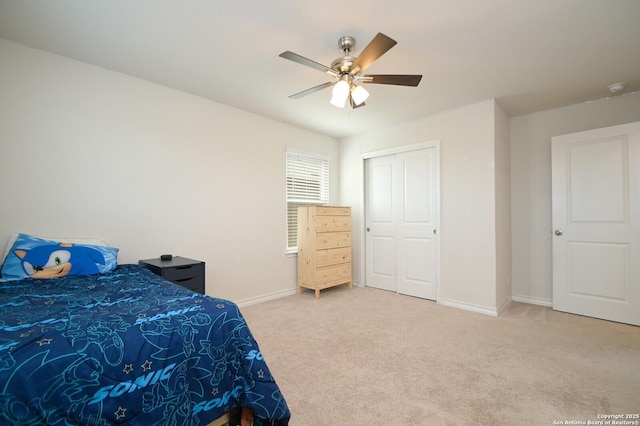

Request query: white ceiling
[{"left": 1, "top": 0, "right": 639, "bottom": 139}]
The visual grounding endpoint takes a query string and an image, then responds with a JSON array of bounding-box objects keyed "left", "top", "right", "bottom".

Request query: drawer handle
[
  {"left": 175, "top": 265, "right": 194, "bottom": 270},
  {"left": 174, "top": 277, "right": 193, "bottom": 283}
]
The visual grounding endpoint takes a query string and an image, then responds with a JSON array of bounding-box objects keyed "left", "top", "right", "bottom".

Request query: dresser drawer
[
  {"left": 163, "top": 262, "right": 205, "bottom": 281},
  {"left": 316, "top": 263, "right": 351, "bottom": 285},
  {"left": 316, "top": 232, "right": 351, "bottom": 250},
  {"left": 315, "top": 215, "right": 351, "bottom": 232},
  {"left": 315, "top": 206, "right": 350, "bottom": 216},
  {"left": 316, "top": 247, "right": 351, "bottom": 268}
]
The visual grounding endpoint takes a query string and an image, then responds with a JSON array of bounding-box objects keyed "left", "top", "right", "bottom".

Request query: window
[{"left": 286, "top": 150, "right": 329, "bottom": 251}]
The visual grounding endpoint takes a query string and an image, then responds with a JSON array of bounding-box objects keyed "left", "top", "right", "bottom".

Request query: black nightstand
[{"left": 139, "top": 256, "right": 205, "bottom": 294}]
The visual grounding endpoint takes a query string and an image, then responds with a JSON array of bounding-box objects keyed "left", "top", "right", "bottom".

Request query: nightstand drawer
[
  {"left": 163, "top": 263, "right": 205, "bottom": 281},
  {"left": 171, "top": 275, "right": 204, "bottom": 293}
]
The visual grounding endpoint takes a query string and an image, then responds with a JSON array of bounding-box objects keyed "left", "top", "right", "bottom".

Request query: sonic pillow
[{"left": 0, "top": 233, "right": 119, "bottom": 281}]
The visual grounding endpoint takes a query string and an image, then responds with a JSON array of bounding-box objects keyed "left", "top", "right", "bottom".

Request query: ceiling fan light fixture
[
  {"left": 280, "top": 33, "right": 422, "bottom": 109},
  {"left": 351, "top": 84, "right": 369, "bottom": 106},
  {"left": 330, "top": 79, "right": 350, "bottom": 108}
]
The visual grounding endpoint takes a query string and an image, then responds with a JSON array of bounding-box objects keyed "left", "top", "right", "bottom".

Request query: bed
[{"left": 0, "top": 234, "right": 290, "bottom": 425}]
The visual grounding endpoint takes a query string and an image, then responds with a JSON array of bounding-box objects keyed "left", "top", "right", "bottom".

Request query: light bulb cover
[
  {"left": 351, "top": 85, "right": 369, "bottom": 106},
  {"left": 330, "top": 80, "right": 350, "bottom": 108}
]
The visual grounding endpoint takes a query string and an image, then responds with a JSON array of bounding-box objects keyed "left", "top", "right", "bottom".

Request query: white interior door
[
  {"left": 365, "top": 145, "right": 439, "bottom": 300},
  {"left": 552, "top": 121, "right": 640, "bottom": 326}
]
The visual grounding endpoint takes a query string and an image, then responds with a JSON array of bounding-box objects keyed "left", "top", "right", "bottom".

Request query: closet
[{"left": 364, "top": 144, "right": 439, "bottom": 300}]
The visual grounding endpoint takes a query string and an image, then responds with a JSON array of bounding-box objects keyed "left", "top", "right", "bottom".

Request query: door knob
[
  {"left": 366, "top": 227, "right": 370, "bottom": 232},
  {"left": 554, "top": 229, "right": 563, "bottom": 236}
]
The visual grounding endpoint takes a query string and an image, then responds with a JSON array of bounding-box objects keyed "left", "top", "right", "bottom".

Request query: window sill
[{"left": 285, "top": 250, "right": 297, "bottom": 258}]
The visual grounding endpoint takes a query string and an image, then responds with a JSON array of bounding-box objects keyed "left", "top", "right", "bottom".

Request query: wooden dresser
[{"left": 297, "top": 206, "right": 352, "bottom": 298}]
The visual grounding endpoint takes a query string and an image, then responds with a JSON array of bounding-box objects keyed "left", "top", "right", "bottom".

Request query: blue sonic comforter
[{"left": 0, "top": 264, "right": 290, "bottom": 425}]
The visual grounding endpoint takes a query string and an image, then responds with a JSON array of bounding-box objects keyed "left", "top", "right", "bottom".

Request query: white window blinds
[{"left": 286, "top": 151, "right": 329, "bottom": 250}]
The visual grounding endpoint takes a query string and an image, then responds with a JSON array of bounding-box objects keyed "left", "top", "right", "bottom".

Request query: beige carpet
[{"left": 239, "top": 286, "right": 640, "bottom": 425}]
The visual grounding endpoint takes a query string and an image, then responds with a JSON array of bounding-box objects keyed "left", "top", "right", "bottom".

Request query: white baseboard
[
  {"left": 235, "top": 288, "right": 297, "bottom": 308},
  {"left": 496, "top": 295, "right": 511, "bottom": 315},
  {"left": 438, "top": 298, "right": 499, "bottom": 317},
  {"left": 236, "top": 285, "right": 544, "bottom": 317},
  {"left": 511, "top": 295, "right": 553, "bottom": 307},
  {"left": 235, "top": 281, "right": 363, "bottom": 308}
]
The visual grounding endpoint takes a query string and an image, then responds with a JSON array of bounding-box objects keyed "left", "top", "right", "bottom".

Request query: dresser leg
[{"left": 314, "top": 289, "right": 320, "bottom": 299}]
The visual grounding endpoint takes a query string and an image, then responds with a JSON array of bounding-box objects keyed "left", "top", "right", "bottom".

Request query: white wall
[
  {"left": 340, "top": 99, "right": 509, "bottom": 315},
  {"left": 510, "top": 91, "right": 640, "bottom": 305},
  {"left": 0, "top": 39, "right": 339, "bottom": 303}
]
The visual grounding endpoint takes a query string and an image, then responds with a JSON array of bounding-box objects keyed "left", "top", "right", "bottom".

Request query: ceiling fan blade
[
  {"left": 279, "top": 51, "right": 339, "bottom": 78},
  {"left": 360, "top": 74, "right": 423, "bottom": 87},
  {"left": 350, "top": 33, "right": 397, "bottom": 75},
  {"left": 289, "top": 81, "right": 336, "bottom": 99}
]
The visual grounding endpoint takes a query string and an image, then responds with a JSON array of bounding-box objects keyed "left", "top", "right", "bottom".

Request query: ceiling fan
[{"left": 279, "top": 33, "right": 422, "bottom": 109}]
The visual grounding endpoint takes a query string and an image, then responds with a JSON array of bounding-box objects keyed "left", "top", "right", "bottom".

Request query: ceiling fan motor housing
[
  {"left": 331, "top": 56, "right": 357, "bottom": 74},
  {"left": 332, "top": 36, "right": 357, "bottom": 74}
]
